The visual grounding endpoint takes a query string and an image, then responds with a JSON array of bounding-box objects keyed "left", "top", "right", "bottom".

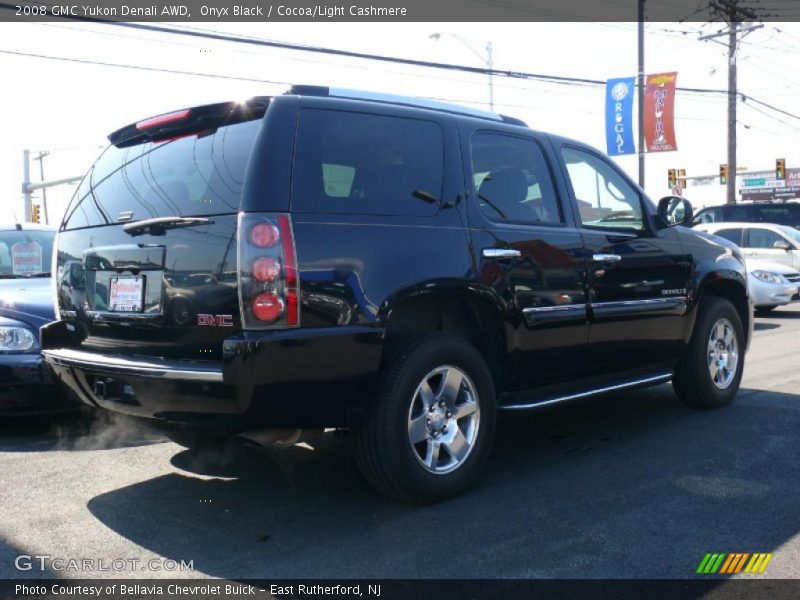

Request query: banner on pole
[
  {"left": 644, "top": 71, "right": 678, "bottom": 153},
  {"left": 604, "top": 77, "right": 636, "bottom": 156}
]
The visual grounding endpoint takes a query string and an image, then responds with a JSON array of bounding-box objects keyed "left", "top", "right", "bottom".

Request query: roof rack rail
[{"left": 287, "top": 85, "right": 527, "bottom": 127}]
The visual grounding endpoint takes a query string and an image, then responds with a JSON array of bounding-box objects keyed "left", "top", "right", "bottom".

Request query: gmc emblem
[{"left": 197, "top": 314, "right": 234, "bottom": 327}]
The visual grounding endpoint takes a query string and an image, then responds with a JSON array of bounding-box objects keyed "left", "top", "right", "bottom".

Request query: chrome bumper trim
[{"left": 42, "top": 348, "right": 223, "bottom": 382}]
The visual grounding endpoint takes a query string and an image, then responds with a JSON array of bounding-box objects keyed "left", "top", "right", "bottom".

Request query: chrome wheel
[
  {"left": 407, "top": 365, "right": 480, "bottom": 475},
  {"left": 707, "top": 317, "right": 739, "bottom": 390}
]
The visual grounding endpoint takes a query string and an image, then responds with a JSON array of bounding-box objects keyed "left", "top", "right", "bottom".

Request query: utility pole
[
  {"left": 637, "top": 0, "right": 645, "bottom": 188},
  {"left": 33, "top": 151, "right": 51, "bottom": 224},
  {"left": 701, "top": 1, "right": 761, "bottom": 204},
  {"left": 22, "top": 150, "right": 32, "bottom": 221}
]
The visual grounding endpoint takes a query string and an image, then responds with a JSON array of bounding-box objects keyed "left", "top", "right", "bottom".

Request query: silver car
[{"left": 746, "top": 259, "right": 800, "bottom": 312}]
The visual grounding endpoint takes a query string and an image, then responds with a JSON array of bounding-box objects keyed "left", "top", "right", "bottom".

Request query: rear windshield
[
  {"left": 62, "top": 118, "right": 262, "bottom": 230},
  {"left": 0, "top": 229, "right": 54, "bottom": 278}
]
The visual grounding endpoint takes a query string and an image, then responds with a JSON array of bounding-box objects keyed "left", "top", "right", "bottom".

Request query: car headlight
[
  {"left": 0, "top": 327, "right": 38, "bottom": 352},
  {"left": 751, "top": 270, "right": 788, "bottom": 284}
]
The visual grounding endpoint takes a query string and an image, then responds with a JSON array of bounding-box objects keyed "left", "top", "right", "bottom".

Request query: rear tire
[
  {"left": 354, "top": 333, "right": 496, "bottom": 503},
  {"left": 673, "top": 297, "right": 745, "bottom": 409}
]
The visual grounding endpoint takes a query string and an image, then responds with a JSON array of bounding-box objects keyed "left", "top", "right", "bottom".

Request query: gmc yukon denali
[{"left": 42, "top": 86, "right": 752, "bottom": 502}]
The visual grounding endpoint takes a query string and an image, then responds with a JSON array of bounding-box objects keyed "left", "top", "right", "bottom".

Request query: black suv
[
  {"left": 42, "top": 87, "right": 752, "bottom": 502},
  {"left": 692, "top": 201, "right": 800, "bottom": 228}
]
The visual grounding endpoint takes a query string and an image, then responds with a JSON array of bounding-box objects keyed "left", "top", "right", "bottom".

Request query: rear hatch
[{"left": 55, "top": 99, "right": 268, "bottom": 361}]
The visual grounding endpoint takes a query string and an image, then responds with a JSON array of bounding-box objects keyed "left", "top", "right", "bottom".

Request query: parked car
[
  {"left": 0, "top": 223, "right": 74, "bottom": 414},
  {"left": 692, "top": 201, "right": 800, "bottom": 229},
  {"left": 42, "top": 87, "right": 752, "bottom": 501},
  {"left": 744, "top": 259, "right": 800, "bottom": 312},
  {"left": 694, "top": 222, "right": 800, "bottom": 271}
]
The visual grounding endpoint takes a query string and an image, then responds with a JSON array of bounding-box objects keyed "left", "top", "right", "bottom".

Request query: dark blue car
[{"left": 0, "top": 223, "right": 74, "bottom": 414}]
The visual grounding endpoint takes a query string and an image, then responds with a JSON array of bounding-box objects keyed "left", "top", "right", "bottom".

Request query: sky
[{"left": 1, "top": 20, "right": 800, "bottom": 225}]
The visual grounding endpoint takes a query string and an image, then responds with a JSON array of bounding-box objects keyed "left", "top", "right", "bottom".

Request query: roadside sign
[
  {"left": 671, "top": 185, "right": 683, "bottom": 197},
  {"left": 743, "top": 177, "right": 766, "bottom": 187}
]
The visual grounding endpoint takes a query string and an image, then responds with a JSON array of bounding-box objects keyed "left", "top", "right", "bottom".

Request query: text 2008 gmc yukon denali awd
[{"left": 42, "top": 86, "right": 752, "bottom": 502}]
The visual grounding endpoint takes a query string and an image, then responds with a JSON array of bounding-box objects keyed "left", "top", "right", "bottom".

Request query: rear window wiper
[{"left": 123, "top": 216, "right": 214, "bottom": 237}]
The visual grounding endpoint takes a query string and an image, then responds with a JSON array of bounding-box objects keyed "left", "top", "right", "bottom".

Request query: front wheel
[
  {"left": 354, "top": 333, "right": 496, "bottom": 503},
  {"left": 673, "top": 297, "right": 745, "bottom": 409}
]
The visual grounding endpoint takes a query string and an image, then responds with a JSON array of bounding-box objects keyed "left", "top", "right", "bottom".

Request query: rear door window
[
  {"left": 754, "top": 204, "right": 800, "bottom": 224},
  {"left": 292, "top": 109, "right": 444, "bottom": 216},
  {"left": 62, "top": 118, "right": 261, "bottom": 230},
  {"left": 470, "top": 132, "right": 562, "bottom": 225}
]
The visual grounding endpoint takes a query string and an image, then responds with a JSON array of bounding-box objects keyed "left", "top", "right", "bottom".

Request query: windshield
[
  {"left": 778, "top": 225, "right": 800, "bottom": 244},
  {"left": 0, "top": 229, "right": 54, "bottom": 278}
]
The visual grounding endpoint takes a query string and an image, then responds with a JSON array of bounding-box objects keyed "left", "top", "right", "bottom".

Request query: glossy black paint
[{"left": 43, "top": 92, "right": 751, "bottom": 429}]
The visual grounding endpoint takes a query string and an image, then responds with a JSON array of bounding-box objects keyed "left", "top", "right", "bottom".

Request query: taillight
[
  {"left": 250, "top": 222, "right": 280, "bottom": 248},
  {"left": 238, "top": 213, "right": 300, "bottom": 329}
]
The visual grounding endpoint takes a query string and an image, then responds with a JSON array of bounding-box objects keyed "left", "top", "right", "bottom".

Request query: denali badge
[
  {"left": 197, "top": 314, "right": 234, "bottom": 327},
  {"left": 662, "top": 288, "right": 687, "bottom": 296}
]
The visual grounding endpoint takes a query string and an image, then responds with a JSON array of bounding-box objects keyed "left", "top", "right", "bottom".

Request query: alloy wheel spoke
[
  {"left": 445, "top": 428, "right": 470, "bottom": 462},
  {"left": 418, "top": 380, "right": 436, "bottom": 409},
  {"left": 709, "top": 360, "right": 719, "bottom": 380},
  {"left": 425, "top": 440, "right": 441, "bottom": 469},
  {"left": 408, "top": 414, "right": 429, "bottom": 444},
  {"left": 715, "top": 321, "right": 726, "bottom": 342},
  {"left": 439, "top": 368, "right": 464, "bottom": 405},
  {"left": 453, "top": 400, "right": 477, "bottom": 420}
]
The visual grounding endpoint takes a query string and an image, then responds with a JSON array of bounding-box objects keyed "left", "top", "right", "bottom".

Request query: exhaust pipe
[{"left": 236, "top": 428, "right": 323, "bottom": 448}]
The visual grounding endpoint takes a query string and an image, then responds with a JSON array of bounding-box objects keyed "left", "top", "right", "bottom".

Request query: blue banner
[{"left": 605, "top": 77, "right": 636, "bottom": 156}]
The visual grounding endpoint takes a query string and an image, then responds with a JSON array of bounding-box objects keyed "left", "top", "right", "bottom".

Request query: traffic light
[
  {"left": 668, "top": 168, "right": 677, "bottom": 188},
  {"left": 720, "top": 164, "right": 729, "bottom": 185},
  {"left": 678, "top": 168, "right": 687, "bottom": 189},
  {"left": 776, "top": 158, "right": 786, "bottom": 180},
  {"left": 31, "top": 204, "right": 40, "bottom": 224}
]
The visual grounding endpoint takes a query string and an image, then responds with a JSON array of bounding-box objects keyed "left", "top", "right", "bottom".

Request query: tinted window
[
  {"left": 714, "top": 228, "right": 744, "bottom": 246},
  {"left": 561, "top": 147, "right": 643, "bottom": 231},
  {"left": 0, "top": 229, "right": 54, "bottom": 277},
  {"left": 746, "top": 228, "right": 785, "bottom": 249},
  {"left": 470, "top": 132, "right": 561, "bottom": 225},
  {"left": 63, "top": 119, "right": 261, "bottom": 230},
  {"left": 754, "top": 204, "right": 800, "bottom": 224},
  {"left": 292, "top": 109, "right": 443, "bottom": 216},
  {"left": 693, "top": 207, "right": 722, "bottom": 225}
]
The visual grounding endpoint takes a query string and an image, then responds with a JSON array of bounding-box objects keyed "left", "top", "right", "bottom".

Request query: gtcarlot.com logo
[
  {"left": 15, "top": 555, "right": 194, "bottom": 573},
  {"left": 696, "top": 552, "right": 773, "bottom": 574}
]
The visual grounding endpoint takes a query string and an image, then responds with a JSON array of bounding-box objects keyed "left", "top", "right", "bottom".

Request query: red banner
[{"left": 644, "top": 72, "right": 678, "bottom": 153}]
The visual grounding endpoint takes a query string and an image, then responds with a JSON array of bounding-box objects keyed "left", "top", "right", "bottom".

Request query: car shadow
[
  {"left": 764, "top": 307, "right": 800, "bottom": 319},
  {"left": 754, "top": 322, "right": 780, "bottom": 331},
  {"left": 0, "top": 409, "right": 165, "bottom": 453},
  {"left": 85, "top": 384, "right": 800, "bottom": 579}
]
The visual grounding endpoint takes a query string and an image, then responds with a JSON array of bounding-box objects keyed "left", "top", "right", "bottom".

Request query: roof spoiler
[{"left": 108, "top": 97, "right": 270, "bottom": 148}]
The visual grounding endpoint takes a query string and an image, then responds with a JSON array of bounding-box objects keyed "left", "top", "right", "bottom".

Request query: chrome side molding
[{"left": 498, "top": 371, "right": 673, "bottom": 411}]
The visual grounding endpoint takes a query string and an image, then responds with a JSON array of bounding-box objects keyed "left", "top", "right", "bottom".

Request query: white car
[
  {"left": 695, "top": 221, "right": 800, "bottom": 270},
  {"left": 745, "top": 259, "right": 800, "bottom": 312}
]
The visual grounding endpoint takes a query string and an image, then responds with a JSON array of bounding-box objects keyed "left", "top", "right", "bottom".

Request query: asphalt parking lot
[{"left": 1, "top": 308, "right": 799, "bottom": 580}]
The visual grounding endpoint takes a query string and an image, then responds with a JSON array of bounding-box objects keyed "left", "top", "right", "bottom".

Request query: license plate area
[{"left": 109, "top": 275, "right": 145, "bottom": 312}]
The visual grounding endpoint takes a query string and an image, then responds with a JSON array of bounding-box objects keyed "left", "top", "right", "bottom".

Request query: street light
[{"left": 429, "top": 32, "right": 494, "bottom": 111}]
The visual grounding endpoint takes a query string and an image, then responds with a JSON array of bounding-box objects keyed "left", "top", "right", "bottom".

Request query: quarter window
[
  {"left": 470, "top": 132, "right": 561, "bottom": 225},
  {"left": 561, "top": 147, "right": 644, "bottom": 231},
  {"left": 292, "top": 109, "right": 444, "bottom": 216}
]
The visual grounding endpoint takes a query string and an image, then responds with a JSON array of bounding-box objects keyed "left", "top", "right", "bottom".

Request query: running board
[{"left": 498, "top": 371, "right": 673, "bottom": 412}]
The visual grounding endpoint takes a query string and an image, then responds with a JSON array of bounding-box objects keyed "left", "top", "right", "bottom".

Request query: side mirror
[
  {"left": 774, "top": 240, "right": 792, "bottom": 251},
  {"left": 657, "top": 196, "right": 694, "bottom": 228}
]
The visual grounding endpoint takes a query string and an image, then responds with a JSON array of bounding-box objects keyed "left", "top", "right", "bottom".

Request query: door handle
[
  {"left": 483, "top": 248, "right": 522, "bottom": 259},
  {"left": 593, "top": 253, "right": 622, "bottom": 263}
]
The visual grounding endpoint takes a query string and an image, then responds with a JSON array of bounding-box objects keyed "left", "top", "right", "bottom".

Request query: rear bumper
[{"left": 41, "top": 323, "right": 384, "bottom": 429}]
